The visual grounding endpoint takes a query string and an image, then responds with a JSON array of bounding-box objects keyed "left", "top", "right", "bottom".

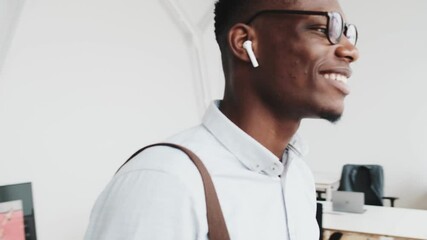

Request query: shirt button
[{"left": 271, "top": 163, "right": 281, "bottom": 173}]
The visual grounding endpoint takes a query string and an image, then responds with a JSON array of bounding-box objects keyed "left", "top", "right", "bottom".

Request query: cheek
[
  {"left": 281, "top": 56, "right": 313, "bottom": 89},
  {"left": 287, "top": 58, "right": 310, "bottom": 78},
  {"left": 280, "top": 42, "right": 315, "bottom": 78},
  {"left": 258, "top": 31, "right": 320, "bottom": 87}
]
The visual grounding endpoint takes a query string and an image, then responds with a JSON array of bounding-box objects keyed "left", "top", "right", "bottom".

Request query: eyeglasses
[{"left": 245, "top": 10, "right": 358, "bottom": 46}]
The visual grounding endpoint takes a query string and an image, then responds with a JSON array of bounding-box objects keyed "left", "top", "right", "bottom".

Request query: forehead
[
  {"left": 255, "top": 0, "right": 343, "bottom": 13},
  {"left": 247, "top": 0, "right": 346, "bottom": 23}
]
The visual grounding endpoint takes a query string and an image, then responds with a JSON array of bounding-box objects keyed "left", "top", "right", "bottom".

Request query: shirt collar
[
  {"left": 202, "top": 100, "right": 307, "bottom": 177},
  {"left": 288, "top": 133, "right": 309, "bottom": 158}
]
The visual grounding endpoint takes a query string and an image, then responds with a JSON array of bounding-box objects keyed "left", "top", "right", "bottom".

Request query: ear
[{"left": 228, "top": 23, "right": 257, "bottom": 63}]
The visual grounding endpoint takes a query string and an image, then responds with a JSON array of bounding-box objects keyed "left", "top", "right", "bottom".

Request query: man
[{"left": 85, "top": 0, "right": 358, "bottom": 239}]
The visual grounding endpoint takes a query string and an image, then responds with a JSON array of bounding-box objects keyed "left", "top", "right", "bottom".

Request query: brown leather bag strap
[{"left": 116, "top": 143, "right": 230, "bottom": 240}]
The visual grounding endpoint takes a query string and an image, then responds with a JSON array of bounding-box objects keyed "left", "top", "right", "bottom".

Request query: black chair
[{"left": 337, "top": 164, "right": 398, "bottom": 207}]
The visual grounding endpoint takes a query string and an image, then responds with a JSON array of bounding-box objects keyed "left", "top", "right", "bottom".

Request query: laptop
[{"left": 332, "top": 191, "right": 366, "bottom": 213}]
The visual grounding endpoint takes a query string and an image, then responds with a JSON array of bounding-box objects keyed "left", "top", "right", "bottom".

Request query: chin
[
  {"left": 319, "top": 111, "right": 342, "bottom": 123},
  {"left": 318, "top": 100, "right": 345, "bottom": 123}
]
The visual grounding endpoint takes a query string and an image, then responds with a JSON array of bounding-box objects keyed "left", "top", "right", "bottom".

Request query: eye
[
  {"left": 307, "top": 23, "right": 328, "bottom": 35},
  {"left": 313, "top": 26, "right": 327, "bottom": 34}
]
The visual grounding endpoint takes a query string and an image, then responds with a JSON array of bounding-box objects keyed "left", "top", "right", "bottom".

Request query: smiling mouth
[
  {"left": 319, "top": 71, "right": 351, "bottom": 95},
  {"left": 322, "top": 73, "right": 348, "bottom": 84}
]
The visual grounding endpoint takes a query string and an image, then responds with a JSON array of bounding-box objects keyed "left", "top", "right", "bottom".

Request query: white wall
[
  {"left": 0, "top": 1, "right": 426, "bottom": 240},
  {"left": 0, "top": 0, "right": 222, "bottom": 239}
]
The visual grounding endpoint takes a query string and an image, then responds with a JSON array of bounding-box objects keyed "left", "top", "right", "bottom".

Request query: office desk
[
  {"left": 320, "top": 201, "right": 427, "bottom": 240},
  {"left": 313, "top": 172, "right": 340, "bottom": 201}
]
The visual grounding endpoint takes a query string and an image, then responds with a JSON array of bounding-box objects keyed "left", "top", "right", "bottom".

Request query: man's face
[{"left": 250, "top": 0, "right": 359, "bottom": 122}]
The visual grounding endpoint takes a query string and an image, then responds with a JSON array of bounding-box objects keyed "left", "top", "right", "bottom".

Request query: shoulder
[
  {"left": 120, "top": 144, "right": 191, "bottom": 170},
  {"left": 115, "top": 125, "right": 215, "bottom": 191},
  {"left": 117, "top": 143, "right": 203, "bottom": 187},
  {"left": 86, "top": 126, "right": 216, "bottom": 239}
]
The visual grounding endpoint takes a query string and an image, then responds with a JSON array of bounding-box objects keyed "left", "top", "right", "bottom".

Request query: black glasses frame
[{"left": 245, "top": 10, "right": 358, "bottom": 46}]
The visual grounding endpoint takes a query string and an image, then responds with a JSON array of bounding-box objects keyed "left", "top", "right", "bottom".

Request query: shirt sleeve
[{"left": 84, "top": 169, "right": 203, "bottom": 240}]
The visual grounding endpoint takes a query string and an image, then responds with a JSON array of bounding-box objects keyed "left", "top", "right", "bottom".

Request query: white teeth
[
  {"left": 342, "top": 76, "right": 348, "bottom": 84},
  {"left": 323, "top": 73, "right": 348, "bottom": 84}
]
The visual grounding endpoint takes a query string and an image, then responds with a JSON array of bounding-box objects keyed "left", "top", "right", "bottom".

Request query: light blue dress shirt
[{"left": 85, "top": 100, "right": 319, "bottom": 240}]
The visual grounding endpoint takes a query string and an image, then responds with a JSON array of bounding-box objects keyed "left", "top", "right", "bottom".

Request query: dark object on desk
[
  {"left": 328, "top": 232, "right": 343, "bottom": 240},
  {"left": 338, "top": 164, "right": 398, "bottom": 207},
  {"left": 0, "top": 182, "right": 37, "bottom": 240}
]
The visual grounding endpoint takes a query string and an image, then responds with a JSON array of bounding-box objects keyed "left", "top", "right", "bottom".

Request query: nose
[{"left": 335, "top": 38, "right": 359, "bottom": 63}]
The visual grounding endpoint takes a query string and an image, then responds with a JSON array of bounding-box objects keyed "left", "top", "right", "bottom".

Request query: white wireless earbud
[{"left": 243, "top": 40, "right": 259, "bottom": 68}]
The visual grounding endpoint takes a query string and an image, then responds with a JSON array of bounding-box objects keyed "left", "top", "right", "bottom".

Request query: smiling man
[{"left": 85, "top": 0, "right": 358, "bottom": 239}]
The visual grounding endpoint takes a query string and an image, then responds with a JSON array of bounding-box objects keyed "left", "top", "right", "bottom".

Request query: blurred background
[{"left": 0, "top": 0, "right": 426, "bottom": 239}]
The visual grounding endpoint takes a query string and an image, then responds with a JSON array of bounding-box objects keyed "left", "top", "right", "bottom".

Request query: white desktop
[{"left": 319, "top": 201, "right": 427, "bottom": 240}]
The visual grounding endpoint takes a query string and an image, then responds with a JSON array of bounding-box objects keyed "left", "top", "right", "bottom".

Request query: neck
[{"left": 220, "top": 97, "right": 301, "bottom": 159}]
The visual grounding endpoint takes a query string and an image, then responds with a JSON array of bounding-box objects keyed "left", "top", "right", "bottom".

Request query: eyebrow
[{"left": 245, "top": 9, "right": 330, "bottom": 24}]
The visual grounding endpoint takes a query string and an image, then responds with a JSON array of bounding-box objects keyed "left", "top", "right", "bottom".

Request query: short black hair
[
  {"left": 214, "top": 0, "right": 298, "bottom": 48},
  {"left": 214, "top": 0, "right": 252, "bottom": 47}
]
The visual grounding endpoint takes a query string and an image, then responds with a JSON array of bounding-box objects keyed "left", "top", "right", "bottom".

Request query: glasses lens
[
  {"left": 345, "top": 24, "right": 358, "bottom": 46},
  {"left": 328, "top": 12, "right": 343, "bottom": 44}
]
